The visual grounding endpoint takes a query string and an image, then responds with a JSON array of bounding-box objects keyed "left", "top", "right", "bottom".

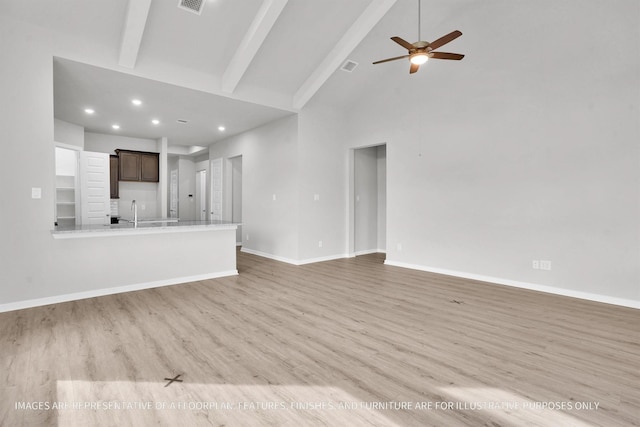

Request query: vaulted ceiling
[
  {"left": 38, "top": 0, "right": 454, "bottom": 148},
  {"left": 8, "top": 0, "right": 619, "bottom": 149}
]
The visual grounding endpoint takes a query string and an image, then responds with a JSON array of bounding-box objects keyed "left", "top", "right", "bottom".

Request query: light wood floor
[{"left": 1, "top": 251, "right": 639, "bottom": 426}]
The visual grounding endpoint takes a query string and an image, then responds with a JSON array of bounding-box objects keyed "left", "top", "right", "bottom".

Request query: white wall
[
  {"left": 296, "top": 101, "right": 349, "bottom": 261},
  {"left": 54, "top": 119, "right": 84, "bottom": 148},
  {"left": 84, "top": 132, "right": 157, "bottom": 153},
  {"left": 209, "top": 115, "right": 299, "bottom": 261},
  {"left": 231, "top": 156, "right": 243, "bottom": 244},
  {"left": 342, "top": 1, "right": 640, "bottom": 303}
]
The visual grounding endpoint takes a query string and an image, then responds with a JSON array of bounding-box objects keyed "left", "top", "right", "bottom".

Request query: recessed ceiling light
[
  {"left": 112, "top": 124, "right": 120, "bottom": 130},
  {"left": 84, "top": 108, "right": 95, "bottom": 114},
  {"left": 151, "top": 119, "right": 160, "bottom": 125},
  {"left": 218, "top": 126, "right": 225, "bottom": 131},
  {"left": 131, "top": 99, "right": 142, "bottom": 106}
]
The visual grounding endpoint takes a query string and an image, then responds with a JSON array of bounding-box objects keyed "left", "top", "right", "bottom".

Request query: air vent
[
  {"left": 340, "top": 60, "right": 359, "bottom": 73},
  {"left": 178, "top": 0, "right": 205, "bottom": 15},
  {"left": 177, "top": 119, "right": 189, "bottom": 124}
]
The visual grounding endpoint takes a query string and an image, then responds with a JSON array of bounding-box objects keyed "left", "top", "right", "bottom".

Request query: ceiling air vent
[
  {"left": 340, "top": 60, "right": 359, "bottom": 73},
  {"left": 178, "top": 0, "right": 205, "bottom": 15}
]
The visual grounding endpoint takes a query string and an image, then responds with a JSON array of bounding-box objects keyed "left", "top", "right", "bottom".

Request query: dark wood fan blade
[
  {"left": 409, "top": 63, "right": 419, "bottom": 74},
  {"left": 373, "top": 55, "right": 410, "bottom": 65},
  {"left": 429, "top": 30, "right": 462, "bottom": 50},
  {"left": 391, "top": 36, "right": 415, "bottom": 51},
  {"left": 430, "top": 52, "right": 464, "bottom": 60}
]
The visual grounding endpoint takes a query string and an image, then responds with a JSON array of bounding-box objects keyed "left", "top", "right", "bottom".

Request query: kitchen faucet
[{"left": 131, "top": 200, "right": 138, "bottom": 227}]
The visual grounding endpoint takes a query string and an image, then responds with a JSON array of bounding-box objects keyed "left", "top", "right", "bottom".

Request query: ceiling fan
[{"left": 373, "top": 0, "right": 464, "bottom": 74}]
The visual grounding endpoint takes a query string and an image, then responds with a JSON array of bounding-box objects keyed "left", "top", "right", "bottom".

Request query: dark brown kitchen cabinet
[
  {"left": 115, "top": 149, "right": 159, "bottom": 182},
  {"left": 109, "top": 155, "right": 119, "bottom": 198},
  {"left": 140, "top": 153, "right": 159, "bottom": 182}
]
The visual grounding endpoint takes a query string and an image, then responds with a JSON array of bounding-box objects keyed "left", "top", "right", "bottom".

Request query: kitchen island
[
  {"left": 7, "top": 220, "right": 243, "bottom": 312},
  {"left": 52, "top": 219, "right": 238, "bottom": 239}
]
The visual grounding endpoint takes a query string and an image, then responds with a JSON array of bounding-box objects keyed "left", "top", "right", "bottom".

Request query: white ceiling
[
  {"left": 6, "top": 0, "right": 479, "bottom": 149},
  {"left": 53, "top": 57, "right": 294, "bottom": 147}
]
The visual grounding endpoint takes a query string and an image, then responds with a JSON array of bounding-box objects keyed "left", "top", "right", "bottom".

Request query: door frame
[{"left": 348, "top": 143, "right": 387, "bottom": 257}]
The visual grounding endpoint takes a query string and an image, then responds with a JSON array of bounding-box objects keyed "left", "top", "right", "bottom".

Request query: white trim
[
  {"left": 54, "top": 141, "right": 82, "bottom": 151},
  {"left": 240, "top": 247, "right": 348, "bottom": 266},
  {"left": 118, "top": 0, "right": 152, "bottom": 68},
  {"left": 354, "top": 249, "right": 386, "bottom": 256},
  {"left": 384, "top": 260, "right": 640, "bottom": 310},
  {"left": 292, "top": 0, "right": 398, "bottom": 109},
  {"left": 297, "top": 253, "right": 351, "bottom": 265},
  {"left": 0, "top": 270, "right": 238, "bottom": 313},
  {"left": 221, "top": 0, "right": 289, "bottom": 93}
]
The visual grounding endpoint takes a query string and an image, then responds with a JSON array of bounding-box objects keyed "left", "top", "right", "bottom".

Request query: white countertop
[{"left": 52, "top": 220, "right": 239, "bottom": 239}]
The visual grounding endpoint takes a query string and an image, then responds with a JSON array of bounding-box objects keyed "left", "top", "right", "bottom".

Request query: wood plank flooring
[{"left": 1, "top": 251, "right": 638, "bottom": 426}]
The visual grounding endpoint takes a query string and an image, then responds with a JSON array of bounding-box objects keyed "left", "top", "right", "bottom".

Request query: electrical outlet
[
  {"left": 318, "top": 240, "right": 323, "bottom": 248},
  {"left": 314, "top": 194, "right": 320, "bottom": 201},
  {"left": 532, "top": 260, "right": 540, "bottom": 269},
  {"left": 272, "top": 194, "right": 276, "bottom": 201},
  {"left": 246, "top": 234, "right": 250, "bottom": 241},
  {"left": 540, "top": 260, "right": 552, "bottom": 271},
  {"left": 397, "top": 243, "right": 402, "bottom": 251}
]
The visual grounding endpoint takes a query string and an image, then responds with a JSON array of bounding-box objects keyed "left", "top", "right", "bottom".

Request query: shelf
[
  {"left": 56, "top": 202, "right": 76, "bottom": 205},
  {"left": 56, "top": 187, "right": 75, "bottom": 190},
  {"left": 57, "top": 216, "right": 76, "bottom": 220}
]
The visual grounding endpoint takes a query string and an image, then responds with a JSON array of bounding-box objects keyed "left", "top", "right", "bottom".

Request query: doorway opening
[
  {"left": 350, "top": 144, "right": 387, "bottom": 257},
  {"left": 196, "top": 169, "right": 207, "bottom": 221}
]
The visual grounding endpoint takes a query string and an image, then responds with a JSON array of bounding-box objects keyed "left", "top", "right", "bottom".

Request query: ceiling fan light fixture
[{"left": 410, "top": 53, "right": 428, "bottom": 65}]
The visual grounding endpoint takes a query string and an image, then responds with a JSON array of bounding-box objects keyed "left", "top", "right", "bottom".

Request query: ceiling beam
[
  {"left": 118, "top": 0, "right": 152, "bottom": 68},
  {"left": 293, "top": 0, "right": 398, "bottom": 110},
  {"left": 221, "top": 0, "right": 289, "bottom": 94}
]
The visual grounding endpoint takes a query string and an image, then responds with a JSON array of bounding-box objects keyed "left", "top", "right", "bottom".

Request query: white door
[
  {"left": 170, "top": 169, "right": 178, "bottom": 219},
  {"left": 210, "top": 158, "right": 223, "bottom": 220},
  {"left": 80, "top": 151, "right": 110, "bottom": 225},
  {"left": 196, "top": 169, "right": 207, "bottom": 221}
]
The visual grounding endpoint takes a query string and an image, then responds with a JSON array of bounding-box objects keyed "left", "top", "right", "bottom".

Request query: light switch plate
[{"left": 31, "top": 187, "right": 42, "bottom": 199}]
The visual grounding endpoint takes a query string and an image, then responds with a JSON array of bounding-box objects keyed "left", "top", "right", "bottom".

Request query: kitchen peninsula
[
  {"left": 52, "top": 219, "right": 237, "bottom": 238},
  {"left": 17, "top": 220, "right": 242, "bottom": 313}
]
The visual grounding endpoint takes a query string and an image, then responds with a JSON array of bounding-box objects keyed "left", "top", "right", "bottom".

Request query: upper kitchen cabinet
[
  {"left": 115, "top": 149, "right": 159, "bottom": 182},
  {"left": 140, "top": 152, "right": 159, "bottom": 182}
]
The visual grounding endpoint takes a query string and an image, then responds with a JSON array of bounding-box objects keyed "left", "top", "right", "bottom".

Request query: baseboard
[
  {"left": 240, "top": 247, "right": 348, "bottom": 266},
  {"left": 354, "top": 249, "right": 386, "bottom": 256},
  {"left": 0, "top": 270, "right": 239, "bottom": 313},
  {"left": 297, "top": 253, "right": 351, "bottom": 265},
  {"left": 384, "top": 260, "right": 640, "bottom": 309}
]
